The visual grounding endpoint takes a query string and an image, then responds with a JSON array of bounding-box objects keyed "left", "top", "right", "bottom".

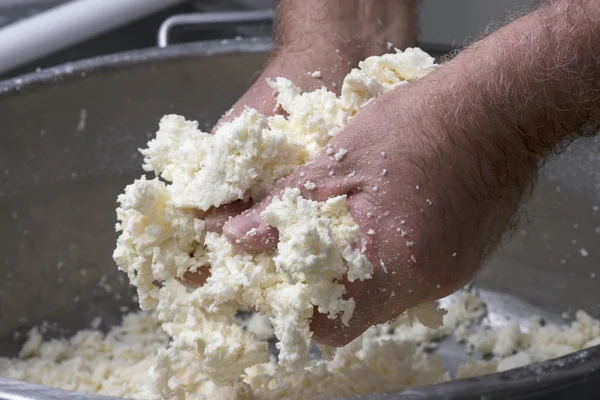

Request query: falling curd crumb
[
  {"left": 580, "top": 248, "right": 589, "bottom": 257},
  {"left": 310, "top": 70, "right": 322, "bottom": 78}
]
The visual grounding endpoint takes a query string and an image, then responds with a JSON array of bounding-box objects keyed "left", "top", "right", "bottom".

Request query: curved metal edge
[
  {"left": 0, "top": 377, "right": 121, "bottom": 400},
  {"left": 3, "top": 346, "right": 598, "bottom": 400},
  {"left": 0, "top": 37, "right": 273, "bottom": 96},
  {"left": 343, "top": 345, "right": 600, "bottom": 400},
  {"left": 158, "top": 10, "right": 274, "bottom": 47}
]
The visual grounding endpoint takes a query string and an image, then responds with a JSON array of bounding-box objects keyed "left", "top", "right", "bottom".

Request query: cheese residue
[{"left": 2, "top": 291, "right": 599, "bottom": 399}]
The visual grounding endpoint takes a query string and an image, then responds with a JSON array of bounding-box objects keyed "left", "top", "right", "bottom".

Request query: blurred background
[{"left": 0, "top": 0, "right": 534, "bottom": 80}]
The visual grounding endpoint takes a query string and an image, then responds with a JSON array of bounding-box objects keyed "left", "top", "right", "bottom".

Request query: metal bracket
[{"left": 157, "top": 9, "right": 274, "bottom": 47}]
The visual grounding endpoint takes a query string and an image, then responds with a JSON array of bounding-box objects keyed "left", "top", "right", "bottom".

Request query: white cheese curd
[{"left": 2, "top": 291, "right": 600, "bottom": 399}]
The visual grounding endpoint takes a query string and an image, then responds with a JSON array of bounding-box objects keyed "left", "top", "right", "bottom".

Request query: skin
[
  {"left": 188, "top": 0, "right": 600, "bottom": 346},
  {"left": 182, "top": 0, "right": 418, "bottom": 287}
]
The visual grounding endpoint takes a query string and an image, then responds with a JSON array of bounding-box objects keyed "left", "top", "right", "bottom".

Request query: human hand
[
  {"left": 221, "top": 69, "right": 536, "bottom": 346},
  {"left": 193, "top": 0, "right": 600, "bottom": 346},
  {"left": 180, "top": 48, "right": 369, "bottom": 288},
  {"left": 182, "top": 0, "right": 418, "bottom": 287}
]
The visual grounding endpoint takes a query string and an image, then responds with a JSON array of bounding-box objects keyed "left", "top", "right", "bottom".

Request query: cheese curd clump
[{"left": 113, "top": 48, "right": 437, "bottom": 396}]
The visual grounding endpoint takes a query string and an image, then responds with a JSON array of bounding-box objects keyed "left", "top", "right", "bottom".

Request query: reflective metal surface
[{"left": 0, "top": 39, "right": 599, "bottom": 399}]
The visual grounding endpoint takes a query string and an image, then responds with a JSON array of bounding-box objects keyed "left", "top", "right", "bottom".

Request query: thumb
[
  {"left": 222, "top": 195, "right": 279, "bottom": 252},
  {"left": 309, "top": 190, "right": 380, "bottom": 346},
  {"left": 223, "top": 157, "right": 358, "bottom": 252}
]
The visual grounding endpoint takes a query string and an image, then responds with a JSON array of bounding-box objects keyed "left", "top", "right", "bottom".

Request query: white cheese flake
[
  {"left": 333, "top": 148, "right": 348, "bottom": 161},
  {"left": 303, "top": 180, "right": 317, "bottom": 191}
]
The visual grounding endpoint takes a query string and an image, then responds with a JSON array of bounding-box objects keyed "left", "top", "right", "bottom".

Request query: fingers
[
  {"left": 177, "top": 269, "right": 211, "bottom": 289},
  {"left": 309, "top": 188, "right": 428, "bottom": 346},
  {"left": 223, "top": 154, "right": 358, "bottom": 252},
  {"left": 310, "top": 278, "right": 371, "bottom": 346},
  {"left": 221, "top": 175, "right": 292, "bottom": 253},
  {"left": 308, "top": 191, "right": 386, "bottom": 346},
  {"left": 222, "top": 205, "right": 279, "bottom": 252},
  {"left": 204, "top": 200, "right": 253, "bottom": 234}
]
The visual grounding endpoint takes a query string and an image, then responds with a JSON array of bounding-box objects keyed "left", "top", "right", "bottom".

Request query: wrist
[
  {"left": 274, "top": 0, "right": 418, "bottom": 62},
  {"left": 444, "top": 0, "right": 600, "bottom": 160}
]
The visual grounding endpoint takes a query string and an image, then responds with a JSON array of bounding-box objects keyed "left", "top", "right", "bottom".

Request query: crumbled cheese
[
  {"left": 379, "top": 259, "right": 388, "bottom": 273},
  {"left": 497, "top": 352, "right": 532, "bottom": 372},
  {"left": 244, "top": 314, "right": 275, "bottom": 341},
  {"left": 310, "top": 70, "right": 322, "bottom": 78},
  {"left": 333, "top": 148, "right": 348, "bottom": 161},
  {"left": 303, "top": 180, "right": 316, "bottom": 191},
  {"left": 110, "top": 47, "right": 444, "bottom": 398},
  {"left": 2, "top": 291, "right": 600, "bottom": 399}
]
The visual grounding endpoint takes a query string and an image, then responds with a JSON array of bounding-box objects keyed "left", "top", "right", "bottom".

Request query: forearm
[
  {"left": 383, "top": 0, "right": 600, "bottom": 266},
  {"left": 274, "top": 0, "right": 418, "bottom": 61},
  {"left": 433, "top": 0, "right": 600, "bottom": 162}
]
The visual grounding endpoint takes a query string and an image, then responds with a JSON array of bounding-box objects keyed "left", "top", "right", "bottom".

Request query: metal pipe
[
  {"left": 0, "top": 0, "right": 188, "bottom": 75},
  {"left": 157, "top": 10, "right": 274, "bottom": 47}
]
